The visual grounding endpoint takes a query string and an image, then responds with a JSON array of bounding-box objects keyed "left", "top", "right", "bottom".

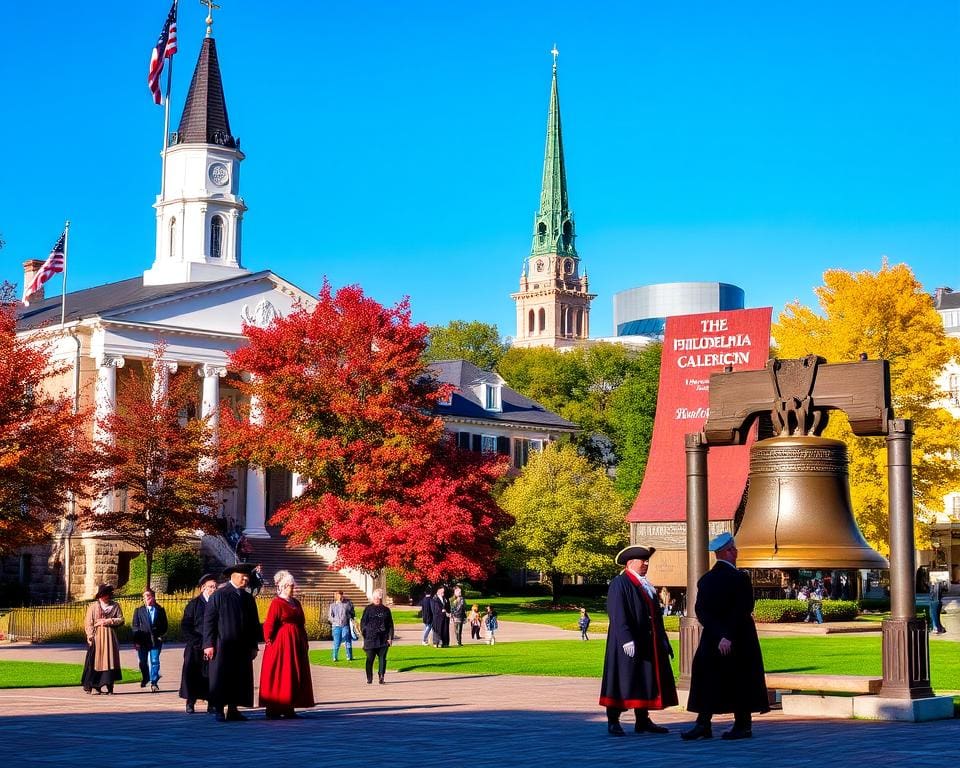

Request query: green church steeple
[{"left": 531, "top": 47, "right": 576, "bottom": 259}]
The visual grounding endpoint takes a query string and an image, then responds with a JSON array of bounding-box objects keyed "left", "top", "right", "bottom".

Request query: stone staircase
[{"left": 244, "top": 536, "right": 368, "bottom": 605}]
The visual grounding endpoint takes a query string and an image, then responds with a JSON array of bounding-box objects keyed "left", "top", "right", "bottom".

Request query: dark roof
[
  {"left": 176, "top": 37, "right": 236, "bottom": 148},
  {"left": 15, "top": 271, "right": 272, "bottom": 332},
  {"left": 934, "top": 287, "right": 959, "bottom": 310},
  {"left": 429, "top": 359, "right": 577, "bottom": 431}
]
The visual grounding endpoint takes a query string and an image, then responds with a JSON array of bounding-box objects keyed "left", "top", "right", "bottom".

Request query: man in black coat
[
  {"left": 179, "top": 573, "right": 218, "bottom": 714},
  {"left": 431, "top": 586, "right": 451, "bottom": 648},
  {"left": 682, "top": 532, "right": 769, "bottom": 741},
  {"left": 203, "top": 563, "right": 263, "bottom": 722},
  {"left": 599, "top": 545, "right": 678, "bottom": 736},
  {"left": 132, "top": 588, "right": 168, "bottom": 692},
  {"left": 420, "top": 589, "right": 434, "bottom": 646}
]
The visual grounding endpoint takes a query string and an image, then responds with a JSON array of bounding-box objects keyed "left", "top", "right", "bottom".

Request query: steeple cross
[
  {"left": 200, "top": 0, "right": 221, "bottom": 37},
  {"left": 551, "top": 44, "right": 559, "bottom": 71}
]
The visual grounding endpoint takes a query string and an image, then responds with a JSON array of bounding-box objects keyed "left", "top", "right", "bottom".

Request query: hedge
[{"left": 753, "top": 599, "right": 858, "bottom": 623}]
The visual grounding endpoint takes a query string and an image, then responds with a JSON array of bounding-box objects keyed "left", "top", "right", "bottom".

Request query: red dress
[{"left": 259, "top": 597, "right": 316, "bottom": 711}]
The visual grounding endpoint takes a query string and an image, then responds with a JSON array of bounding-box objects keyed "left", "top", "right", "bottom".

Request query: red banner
[{"left": 629, "top": 307, "right": 772, "bottom": 523}]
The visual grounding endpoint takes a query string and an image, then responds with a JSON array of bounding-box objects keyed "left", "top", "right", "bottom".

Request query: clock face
[
  {"left": 535, "top": 259, "right": 545, "bottom": 272},
  {"left": 564, "top": 259, "right": 574, "bottom": 275},
  {"left": 208, "top": 163, "right": 229, "bottom": 186}
]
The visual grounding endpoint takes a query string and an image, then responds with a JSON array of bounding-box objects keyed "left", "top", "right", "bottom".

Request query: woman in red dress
[{"left": 259, "top": 570, "right": 315, "bottom": 719}]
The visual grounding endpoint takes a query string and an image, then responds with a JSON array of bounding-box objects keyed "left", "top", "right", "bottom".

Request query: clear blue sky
[{"left": 2, "top": 2, "right": 958, "bottom": 338}]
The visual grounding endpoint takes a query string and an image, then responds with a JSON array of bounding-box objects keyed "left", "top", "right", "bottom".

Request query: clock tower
[
  {"left": 144, "top": 28, "right": 249, "bottom": 286},
  {"left": 511, "top": 50, "right": 594, "bottom": 348}
]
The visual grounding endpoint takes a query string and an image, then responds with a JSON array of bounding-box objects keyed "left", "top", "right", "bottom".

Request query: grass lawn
[
  {"left": 0, "top": 661, "right": 141, "bottom": 689},
  {"left": 311, "top": 635, "right": 960, "bottom": 692}
]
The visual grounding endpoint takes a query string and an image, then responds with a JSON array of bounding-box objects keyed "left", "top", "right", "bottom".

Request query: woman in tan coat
[{"left": 81, "top": 584, "right": 125, "bottom": 694}]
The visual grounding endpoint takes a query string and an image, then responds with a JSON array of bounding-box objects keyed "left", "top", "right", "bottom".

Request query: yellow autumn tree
[{"left": 773, "top": 260, "right": 960, "bottom": 553}]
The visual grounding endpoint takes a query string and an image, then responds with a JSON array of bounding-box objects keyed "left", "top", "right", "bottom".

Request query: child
[
  {"left": 578, "top": 607, "right": 591, "bottom": 640},
  {"left": 483, "top": 605, "right": 499, "bottom": 645},
  {"left": 468, "top": 604, "right": 482, "bottom": 641}
]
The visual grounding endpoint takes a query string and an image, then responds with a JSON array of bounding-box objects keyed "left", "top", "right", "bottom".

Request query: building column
[
  {"left": 198, "top": 363, "right": 227, "bottom": 441},
  {"left": 243, "top": 391, "right": 270, "bottom": 538},
  {"left": 151, "top": 360, "right": 178, "bottom": 406},
  {"left": 679, "top": 432, "right": 709, "bottom": 690},
  {"left": 94, "top": 354, "right": 125, "bottom": 513}
]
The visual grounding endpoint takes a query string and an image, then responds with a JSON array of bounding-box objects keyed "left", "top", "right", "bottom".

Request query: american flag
[
  {"left": 148, "top": 1, "right": 179, "bottom": 105},
  {"left": 22, "top": 230, "right": 66, "bottom": 306}
]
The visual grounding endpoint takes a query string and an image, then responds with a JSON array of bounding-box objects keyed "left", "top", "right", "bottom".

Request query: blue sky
[{"left": 2, "top": 2, "right": 958, "bottom": 338}]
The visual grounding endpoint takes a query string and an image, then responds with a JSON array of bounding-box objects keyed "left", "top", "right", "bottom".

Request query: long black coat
[
  {"left": 599, "top": 571, "right": 678, "bottom": 710},
  {"left": 431, "top": 595, "right": 451, "bottom": 646},
  {"left": 360, "top": 603, "right": 395, "bottom": 649},
  {"left": 202, "top": 583, "right": 263, "bottom": 708},
  {"left": 179, "top": 595, "right": 209, "bottom": 701},
  {"left": 687, "top": 561, "right": 769, "bottom": 715}
]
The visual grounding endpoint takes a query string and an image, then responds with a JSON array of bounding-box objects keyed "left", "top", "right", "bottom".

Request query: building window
[
  {"left": 484, "top": 383, "right": 502, "bottom": 411},
  {"left": 538, "top": 308, "right": 546, "bottom": 333},
  {"left": 538, "top": 221, "right": 547, "bottom": 245},
  {"left": 528, "top": 309, "right": 535, "bottom": 334},
  {"left": 953, "top": 495, "right": 960, "bottom": 518},
  {"left": 513, "top": 438, "right": 545, "bottom": 468},
  {"left": 168, "top": 217, "right": 176, "bottom": 259},
  {"left": 210, "top": 215, "right": 224, "bottom": 258},
  {"left": 481, "top": 435, "right": 497, "bottom": 453}
]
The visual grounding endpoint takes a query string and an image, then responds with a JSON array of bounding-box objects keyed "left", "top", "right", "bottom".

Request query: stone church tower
[{"left": 511, "top": 52, "right": 595, "bottom": 348}]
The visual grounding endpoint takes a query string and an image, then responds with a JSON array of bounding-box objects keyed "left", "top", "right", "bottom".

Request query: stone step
[{"left": 244, "top": 537, "right": 368, "bottom": 605}]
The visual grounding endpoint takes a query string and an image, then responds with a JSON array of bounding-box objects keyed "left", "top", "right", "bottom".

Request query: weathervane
[
  {"left": 200, "top": 0, "right": 221, "bottom": 37},
  {"left": 551, "top": 44, "right": 559, "bottom": 72}
]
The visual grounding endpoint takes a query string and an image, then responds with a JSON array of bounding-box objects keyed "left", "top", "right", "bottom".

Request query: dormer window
[
  {"left": 484, "top": 382, "right": 502, "bottom": 412},
  {"left": 210, "top": 215, "right": 224, "bottom": 258}
]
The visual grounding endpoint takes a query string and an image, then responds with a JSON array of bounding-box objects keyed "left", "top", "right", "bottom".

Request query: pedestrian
[
  {"left": 203, "top": 563, "right": 263, "bottom": 722},
  {"left": 179, "top": 573, "right": 218, "bottom": 714},
  {"left": 260, "top": 570, "right": 315, "bottom": 719},
  {"left": 469, "top": 604, "right": 482, "bottom": 640},
  {"left": 360, "top": 588, "right": 395, "bottom": 684},
  {"left": 420, "top": 588, "right": 434, "bottom": 646},
  {"left": 599, "top": 545, "right": 677, "bottom": 736},
  {"left": 929, "top": 579, "right": 947, "bottom": 634},
  {"left": 578, "top": 607, "right": 591, "bottom": 641},
  {"left": 450, "top": 586, "right": 467, "bottom": 646},
  {"left": 484, "top": 605, "right": 498, "bottom": 645},
  {"left": 432, "top": 586, "right": 451, "bottom": 648},
  {"left": 81, "top": 584, "right": 124, "bottom": 695},
  {"left": 132, "top": 587, "right": 168, "bottom": 692},
  {"left": 805, "top": 583, "right": 824, "bottom": 624},
  {"left": 328, "top": 590, "right": 356, "bottom": 661},
  {"left": 249, "top": 563, "right": 265, "bottom": 597},
  {"left": 659, "top": 586, "right": 673, "bottom": 616},
  {"left": 682, "top": 533, "right": 769, "bottom": 741}
]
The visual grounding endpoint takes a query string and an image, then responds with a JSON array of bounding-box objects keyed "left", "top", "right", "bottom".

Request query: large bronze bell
[{"left": 735, "top": 434, "right": 889, "bottom": 569}]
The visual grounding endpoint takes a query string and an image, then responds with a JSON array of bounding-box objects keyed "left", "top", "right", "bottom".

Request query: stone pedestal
[{"left": 852, "top": 695, "right": 955, "bottom": 722}]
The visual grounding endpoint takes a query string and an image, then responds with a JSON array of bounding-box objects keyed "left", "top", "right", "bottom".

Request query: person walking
[
  {"left": 578, "top": 608, "right": 591, "bottom": 641},
  {"left": 431, "top": 586, "right": 451, "bottom": 648},
  {"left": 420, "top": 588, "right": 434, "bottom": 646},
  {"left": 360, "top": 588, "right": 395, "bottom": 684},
  {"left": 179, "top": 573, "right": 218, "bottom": 714},
  {"left": 483, "top": 605, "right": 499, "bottom": 645},
  {"left": 682, "top": 533, "right": 768, "bottom": 741},
  {"left": 469, "top": 604, "right": 482, "bottom": 640},
  {"left": 599, "top": 545, "right": 677, "bottom": 736},
  {"left": 929, "top": 579, "right": 947, "bottom": 634},
  {"left": 203, "top": 563, "right": 263, "bottom": 722},
  {"left": 132, "top": 587, "right": 168, "bottom": 692},
  {"left": 328, "top": 590, "right": 356, "bottom": 661},
  {"left": 81, "top": 584, "right": 124, "bottom": 695},
  {"left": 450, "top": 586, "right": 467, "bottom": 646},
  {"left": 259, "top": 570, "right": 315, "bottom": 719}
]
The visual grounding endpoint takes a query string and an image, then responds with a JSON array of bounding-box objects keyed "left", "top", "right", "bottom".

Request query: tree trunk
[
  {"left": 145, "top": 549, "right": 153, "bottom": 591},
  {"left": 550, "top": 571, "right": 564, "bottom": 604}
]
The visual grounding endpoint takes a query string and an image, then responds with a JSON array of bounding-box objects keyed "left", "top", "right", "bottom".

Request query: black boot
[{"left": 606, "top": 707, "right": 625, "bottom": 736}]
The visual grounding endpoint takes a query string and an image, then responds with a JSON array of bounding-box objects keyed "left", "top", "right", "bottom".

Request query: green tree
[
  {"left": 608, "top": 343, "right": 661, "bottom": 500},
  {"left": 773, "top": 261, "right": 960, "bottom": 552},
  {"left": 424, "top": 320, "right": 507, "bottom": 370},
  {"left": 498, "top": 442, "right": 628, "bottom": 602}
]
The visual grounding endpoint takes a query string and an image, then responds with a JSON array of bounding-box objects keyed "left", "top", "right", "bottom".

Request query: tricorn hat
[
  {"left": 222, "top": 563, "right": 255, "bottom": 578},
  {"left": 198, "top": 573, "right": 218, "bottom": 587},
  {"left": 95, "top": 584, "right": 114, "bottom": 599},
  {"left": 615, "top": 545, "right": 656, "bottom": 566},
  {"left": 708, "top": 532, "right": 736, "bottom": 552}
]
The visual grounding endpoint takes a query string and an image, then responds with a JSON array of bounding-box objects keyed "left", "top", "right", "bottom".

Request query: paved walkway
[{"left": 2, "top": 622, "right": 957, "bottom": 766}]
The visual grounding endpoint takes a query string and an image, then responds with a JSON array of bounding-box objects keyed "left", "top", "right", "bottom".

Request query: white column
[
  {"left": 243, "top": 390, "right": 270, "bottom": 538},
  {"left": 291, "top": 472, "right": 307, "bottom": 499},
  {"left": 198, "top": 363, "right": 227, "bottom": 439},
  {"left": 94, "top": 353, "right": 125, "bottom": 513},
  {"left": 151, "top": 360, "right": 178, "bottom": 406}
]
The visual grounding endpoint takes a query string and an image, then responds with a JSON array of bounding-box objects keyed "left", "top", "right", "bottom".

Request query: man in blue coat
[
  {"left": 599, "top": 544, "right": 677, "bottom": 736},
  {"left": 132, "top": 588, "right": 168, "bottom": 692},
  {"left": 682, "top": 532, "right": 768, "bottom": 741}
]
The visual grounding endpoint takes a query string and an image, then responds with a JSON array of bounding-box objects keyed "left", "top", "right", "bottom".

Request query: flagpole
[
  {"left": 160, "top": 56, "right": 173, "bottom": 201},
  {"left": 59, "top": 220, "right": 70, "bottom": 327}
]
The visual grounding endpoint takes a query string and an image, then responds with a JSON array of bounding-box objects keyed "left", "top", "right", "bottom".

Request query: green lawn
[
  {"left": 0, "top": 660, "right": 141, "bottom": 689},
  {"left": 311, "top": 636, "right": 960, "bottom": 692}
]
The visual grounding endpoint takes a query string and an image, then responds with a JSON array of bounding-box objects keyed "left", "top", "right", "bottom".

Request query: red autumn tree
[
  {"left": 0, "top": 282, "right": 104, "bottom": 554},
  {"left": 88, "top": 349, "right": 234, "bottom": 588},
  {"left": 223, "top": 282, "right": 511, "bottom": 582}
]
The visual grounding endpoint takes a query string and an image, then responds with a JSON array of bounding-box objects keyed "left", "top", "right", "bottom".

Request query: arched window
[
  {"left": 210, "top": 215, "right": 224, "bottom": 259},
  {"left": 168, "top": 217, "right": 176, "bottom": 260},
  {"left": 560, "top": 305, "right": 566, "bottom": 336},
  {"left": 538, "top": 308, "right": 546, "bottom": 333},
  {"left": 538, "top": 222, "right": 547, "bottom": 245},
  {"left": 528, "top": 309, "right": 535, "bottom": 334},
  {"left": 575, "top": 308, "right": 583, "bottom": 337},
  {"left": 562, "top": 220, "right": 573, "bottom": 249}
]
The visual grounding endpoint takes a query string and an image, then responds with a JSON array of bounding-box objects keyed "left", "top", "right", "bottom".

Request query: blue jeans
[
  {"left": 422, "top": 622, "right": 433, "bottom": 644},
  {"left": 137, "top": 645, "right": 162, "bottom": 684},
  {"left": 332, "top": 625, "right": 353, "bottom": 660}
]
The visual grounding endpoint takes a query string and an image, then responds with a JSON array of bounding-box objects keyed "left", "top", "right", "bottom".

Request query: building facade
[{"left": 613, "top": 281, "right": 745, "bottom": 338}]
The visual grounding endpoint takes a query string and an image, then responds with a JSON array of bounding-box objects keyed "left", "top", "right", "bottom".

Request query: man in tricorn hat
[
  {"left": 599, "top": 544, "right": 677, "bottom": 736},
  {"left": 203, "top": 563, "right": 263, "bottom": 721},
  {"left": 681, "top": 532, "right": 768, "bottom": 741},
  {"left": 179, "top": 573, "right": 218, "bottom": 714}
]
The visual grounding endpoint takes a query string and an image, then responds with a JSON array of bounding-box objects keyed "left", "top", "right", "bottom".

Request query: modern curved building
[{"left": 613, "top": 282, "right": 745, "bottom": 337}]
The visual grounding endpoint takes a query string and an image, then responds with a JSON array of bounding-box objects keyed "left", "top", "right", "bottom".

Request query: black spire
[{"left": 174, "top": 37, "right": 237, "bottom": 148}]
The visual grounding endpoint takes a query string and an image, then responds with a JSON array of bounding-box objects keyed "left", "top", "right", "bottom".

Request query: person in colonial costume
[
  {"left": 259, "top": 570, "right": 315, "bottom": 719},
  {"left": 81, "top": 584, "right": 124, "bottom": 695},
  {"left": 179, "top": 573, "right": 218, "bottom": 713},
  {"left": 599, "top": 545, "right": 678, "bottom": 736},
  {"left": 681, "top": 532, "right": 768, "bottom": 741}
]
